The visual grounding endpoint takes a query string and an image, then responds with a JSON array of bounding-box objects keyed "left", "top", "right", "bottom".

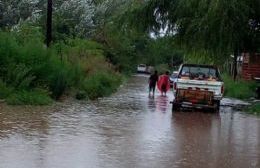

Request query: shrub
[
  {"left": 222, "top": 74, "right": 257, "bottom": 100},
  {"left": 75, "top": 90, "right": 87, "bottom": 100},
  {"left": 0, "top": 80, "right": 13, "bottom": 99},
  {"left": 0, "top": 32, "right": 18, "bottom": 76},
  {"left": 155, "top": 64, "right": 170, "bottom": 75},
  {"left": 49, "top": 68, "right": 69, "bottom": 100},
  {"left": 0, "top": 30, "right": 123, "bottom": 104},
  {"left": 6, "top": 89, "right": 52, "bottom": 105},
  {"left": 82, "top": 72, "right": 122, "bottom": 100},
  {"left": 246, "top": 103, "right": 260, "bottom": 115},
  {"left": 6, "top": 64, "right": 35, "bottom": 89}
]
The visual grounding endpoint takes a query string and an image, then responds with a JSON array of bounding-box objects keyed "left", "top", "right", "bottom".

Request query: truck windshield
[{"left": 180, "top": 65, "right": 220, "bottom": 80}]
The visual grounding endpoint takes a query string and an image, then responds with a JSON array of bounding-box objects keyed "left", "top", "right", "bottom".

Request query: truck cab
[{"left": 172, "top": 64, "right": 224, "bottom": 111}]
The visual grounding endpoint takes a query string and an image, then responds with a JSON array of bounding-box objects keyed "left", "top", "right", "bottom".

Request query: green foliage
[
  {"left": 97, "top": 16, "right": 183, "bottom": 73},
  {"left": 144, "top": 37, "right": 183, "bottom": 66},
  {"left": 82, "top": 72, "right": 122, "bottom": 100},
  {"left": 222, "top": 74, "right": 257, "bottom": 100},
  {"left": 0, "top": 32, "right": 18, "bottom": 72},
  {"left": 0, "top": 0, "right": 40, "bottom": 28},
  {"left": 0, "top": 80, "right": 13, "bottom": 99},
  {"left": 6, "top": 64, "right": 36, "bottom": 89},
  {"left": 183, "top": 49, "right": 225, "bottom": 66},
  {"left": 246, "top": 103, "right": 260, "bottom": 115},
  {"left": 6, "top": 89, "right": 52, "bottom": 105},
  {"left": 155, "top": 64, "right": 170, "bottom": 75},
  {"left": 0, "top": 29, "right": 123, "bottom": 104},
  {"left": 126, "top": 0, "right": 260, "bottom": 61},
  {"left": 49, "top": 69, "right": 69, "bottom": 100},
  {"left": 75, "top": 91, "right": 87, "bottom": 100},
  {"left": 13, "top": 24, "right": 44, "bottom": 44}
]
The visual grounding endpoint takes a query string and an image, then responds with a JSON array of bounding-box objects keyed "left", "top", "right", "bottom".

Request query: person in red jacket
[{"left": 158, "top": 71, "right": 170, "bottom": 96}]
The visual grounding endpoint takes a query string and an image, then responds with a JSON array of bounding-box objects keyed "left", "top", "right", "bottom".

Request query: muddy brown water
[{"left": 0, "top": 75, "right": 259, "bottom": 168}]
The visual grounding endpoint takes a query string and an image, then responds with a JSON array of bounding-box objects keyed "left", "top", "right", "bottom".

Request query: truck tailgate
[
  {"left": 176, "top": 89, "right": 214, "bottom": 105},
  {"left": 176, "top": 79, "right": 223, "bottom": 96}
]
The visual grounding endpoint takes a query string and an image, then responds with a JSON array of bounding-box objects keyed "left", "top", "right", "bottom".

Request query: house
[{"left": 242, "top": 53, "right": 260, "bottom": 80}]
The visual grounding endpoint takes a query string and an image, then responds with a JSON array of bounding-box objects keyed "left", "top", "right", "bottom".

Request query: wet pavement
[{"left": 0, "top": 75, "right": 259, "bottom": 168}]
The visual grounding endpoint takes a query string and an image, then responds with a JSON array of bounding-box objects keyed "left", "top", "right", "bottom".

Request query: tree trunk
[
  {"left": 46, "top": 0, "right": 53, "bottom": 47},
  {"left": 232, "top": 52, "right": 238, "bottom": 81}
]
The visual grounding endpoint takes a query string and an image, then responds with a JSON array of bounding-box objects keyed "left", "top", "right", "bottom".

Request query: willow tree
[{"left": 126, "top": 0, "right": 260, "bottom": 78}]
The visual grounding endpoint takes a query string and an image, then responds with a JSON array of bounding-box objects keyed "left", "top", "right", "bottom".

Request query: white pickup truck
[{"left": 172, "top": 64, "right": 224, "bottom": 111}]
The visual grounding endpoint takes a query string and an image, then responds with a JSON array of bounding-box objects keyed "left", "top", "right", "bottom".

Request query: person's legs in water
[
  {"left": 152, "top": 84, "right": 156, "bottom": 96},
  {"left": 149, "top": 83, "right": 155, "bottom": 96},
  {"left": 161, "top": 83, "right": 166, "bottom": 96},
  {"left": 149, "top": 84, "right": 152, "bottom": 96}
]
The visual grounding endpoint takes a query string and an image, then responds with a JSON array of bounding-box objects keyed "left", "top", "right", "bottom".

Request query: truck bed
[{"left": 175, "top": 78, "right": 223, "bottom": 100}]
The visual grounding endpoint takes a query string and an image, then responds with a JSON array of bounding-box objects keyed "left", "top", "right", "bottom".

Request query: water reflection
[
  {"left": 147, "top": 94, "right": 171, "bottom": 113},
  {"left": 147, "top": 96, "right": 156, "bottom": 112},
  {"left": 155, "top": 96, "right": 169, "bottom": 113}
]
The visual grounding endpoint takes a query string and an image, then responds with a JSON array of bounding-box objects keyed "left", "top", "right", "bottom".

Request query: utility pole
[{"left": 46, "top": 0, "right": 52, "bottom": 47}]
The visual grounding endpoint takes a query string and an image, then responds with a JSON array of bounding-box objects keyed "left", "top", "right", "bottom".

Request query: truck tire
[
  {"left": 214, "top": 100, "right": 220, "bottom": 112},
  {"left": 172, "top": 102, "right": 180, "bottom": 112}
]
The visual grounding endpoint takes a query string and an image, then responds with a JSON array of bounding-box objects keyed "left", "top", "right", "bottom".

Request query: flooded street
[{"left": 0, "top": 75, "right": 260, "bottom": 168}]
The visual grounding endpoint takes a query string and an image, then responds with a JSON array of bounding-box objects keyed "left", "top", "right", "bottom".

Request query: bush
[
  {"left": 246, "top": 103, "right": 260, "bottom": 115},
  {"left": 49, "top": 68, "right": 69, "bottom": 100},
  {"left": 6, "top": 89, "right": 52, "bottom": 105},
  {"left": 155, "top": 64, "right": 170, "bottom": 75},
  {"left": 222, "top": 74, "right": 257, "bottom": 100},
  {"left": 6, "top": 64, "right": 35, "bottom": 89},
  {"left": 0, "top": 80, "right": 13, "bottom": 99},
  {"left": 75, "top": 90, "right": 87, "bottom": 100},
  {"left": 0, "top": 30, "right": 123, "bottom": 104},
  {"left": 82, "top": 72, "right": 122, "bottom": 100}
]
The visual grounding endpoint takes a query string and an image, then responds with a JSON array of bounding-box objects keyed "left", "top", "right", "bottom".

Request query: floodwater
[{"left": 0, "top": 75, "right": 259, "bottom": 168}]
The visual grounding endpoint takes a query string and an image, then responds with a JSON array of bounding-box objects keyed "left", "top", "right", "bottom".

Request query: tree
[
  {"left": 0, "top": 0, "right": 42, "bottom": 28},
  {"left": 46, "top": 0, "right": 52, "bottom": 47},
  {"left": 54, "top": 0, "right": 95, "bottom": 38},
  {"left": 126, "top": 0, "right": 260, "bottom": 79}
]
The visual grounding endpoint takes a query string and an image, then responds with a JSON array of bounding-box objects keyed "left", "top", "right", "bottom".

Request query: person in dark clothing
[{"left": 149, "top": 70, "right": 158, "bottom": 96}]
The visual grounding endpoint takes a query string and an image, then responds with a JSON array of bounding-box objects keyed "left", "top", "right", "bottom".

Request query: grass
[
  {"left": 6, "top": 89, "right": 52, "bottom": 105},
  {"left": 222, "top": 74, "right": 257, "bottom": 100},
  {"left": 0, "top": 80, "right": 13, "bottom": 99},
  {"left": 82, "top": 71, "right": 122, "bottom": 100},
  {"left": 245, "top": 103, "right": 260, "bottom": 115},
  {"left": 221, "top": 74, "right": 260, "bottom": 116},
  {"left": 0, "top": 29, "right": 123, "bottom": 105}
]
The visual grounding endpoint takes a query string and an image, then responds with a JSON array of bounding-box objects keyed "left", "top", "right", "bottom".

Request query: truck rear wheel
[
  {"left": 214, "top": 100, "right": 220, "bottom": 112},
  {"left": 172, "top": 102, "right": 180, "bottom": 112}
]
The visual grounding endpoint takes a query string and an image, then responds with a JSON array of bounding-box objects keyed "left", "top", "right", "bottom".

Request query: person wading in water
[
  {"left": 149, "top": 70, "right": 158, "bottom": 97},
  {"left": 158, "top": 71, "right": 170, "bottom": 96}
]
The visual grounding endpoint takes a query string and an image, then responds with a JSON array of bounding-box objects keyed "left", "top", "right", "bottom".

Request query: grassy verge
[
  {"left": 6, "top": 90, "right": 53, "bottom": 105},
  {"left": 245, "top": 103, "right": 260, "bottom": 115},
  {"left": 0, "top": 29, "right": 122, "bottom": 105},
  {"left": 82, "top": 71, "right": 122, "bottom": 100},
  {"left": 0, "top": 80, "right": 13, "bottom": 99},
  {"left": 0, "top": 80, "right": 52, "bottom": 105},
  {"left": 222, "top": 74, "right": 260, "bottom": 115},
  {"left": 222, "top": 74, "right": 257, "bottom": 100}
]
